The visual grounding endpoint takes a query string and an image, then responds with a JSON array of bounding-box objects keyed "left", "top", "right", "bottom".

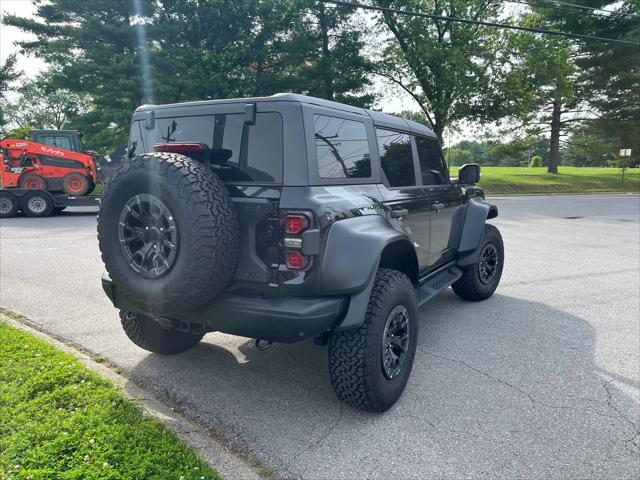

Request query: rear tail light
[
  {"left": 284, "top": 250, "right": 309, "bottom": 270},
  {"left": 284, "top": 214, "right": 310, "bottom": 234},
  {"left": 281, "top": 212, "right": 312, "bottom": 271}
]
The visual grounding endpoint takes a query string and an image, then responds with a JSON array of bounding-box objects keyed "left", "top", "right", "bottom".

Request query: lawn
[
  {"left": 0, "top": 320, "right": 218, "bottom": 480},
  {"left": 449, "top": 166, "right": 640, "bottom": 194}
]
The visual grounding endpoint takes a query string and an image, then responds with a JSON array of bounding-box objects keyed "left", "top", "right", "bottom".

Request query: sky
[{"left": 0, "top": 0, "right": 472, "bottom": 145}]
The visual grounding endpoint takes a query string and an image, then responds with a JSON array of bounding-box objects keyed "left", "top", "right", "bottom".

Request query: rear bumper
[{"left": 101, "top": 272, "right": 347, "bottom": 343}]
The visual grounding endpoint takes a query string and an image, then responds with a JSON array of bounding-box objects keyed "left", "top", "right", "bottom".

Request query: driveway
[{"left": 1, "top": 194, "right": 639, "bottom": 479}]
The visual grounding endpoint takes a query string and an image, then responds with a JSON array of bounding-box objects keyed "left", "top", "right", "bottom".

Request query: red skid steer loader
[{"left": 0, "top": 129, "right": 98, "bottom": 195}]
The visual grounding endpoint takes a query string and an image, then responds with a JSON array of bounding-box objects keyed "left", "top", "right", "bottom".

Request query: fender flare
[
  {"left": 457, "top": 197, "right": 498, "bottom": 266},
  {"left": 317, "top": 215, "right": 416, "bottom": 331}
]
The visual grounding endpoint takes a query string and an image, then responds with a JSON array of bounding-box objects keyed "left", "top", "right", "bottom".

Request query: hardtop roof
[{"left": 135, "top": 93, "right": 437, "bottom": 139}]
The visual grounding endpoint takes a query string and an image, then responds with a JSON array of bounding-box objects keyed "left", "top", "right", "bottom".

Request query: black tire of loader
[{"left": 97, "top": 152, "right": 239, "bottom": 314}]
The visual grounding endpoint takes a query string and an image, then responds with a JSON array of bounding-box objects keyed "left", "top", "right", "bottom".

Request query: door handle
[
  {"left": 390, "top": 208, "right": 408, "bottom": 218},
  {"left": 432, "top": 202, "right": 445, "bottom": 212}
]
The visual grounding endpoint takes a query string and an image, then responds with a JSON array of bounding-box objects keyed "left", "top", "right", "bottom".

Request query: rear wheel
[
  {"left": 328, "top": 269, "right": 418, "bottom": 412},
  {"left": 0, "top": 191, "right": 20, "bottom": 218},
  {"left": 21, "top": 191, "right": 54, "bottom": 217},
  {"left": 119, "top": 311, "right": 204, "bottom": 355},
  {"left": 19, "top": 174, "right": 46, "bottom": 190},
  {"left": 63, "top": 173, "right": 90, "bottom": 195},
  {"left": 452, "top": 224, "right": 504, "bottom": 301}
]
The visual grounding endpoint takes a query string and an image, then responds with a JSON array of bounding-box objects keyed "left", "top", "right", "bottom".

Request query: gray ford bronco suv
[{"left": 98, "top": 93, "right": 503, "bottom": 411}]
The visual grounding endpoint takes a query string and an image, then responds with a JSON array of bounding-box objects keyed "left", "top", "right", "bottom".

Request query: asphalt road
[{"left": 1, "top": 194, "right": 639, "bottom": 479}]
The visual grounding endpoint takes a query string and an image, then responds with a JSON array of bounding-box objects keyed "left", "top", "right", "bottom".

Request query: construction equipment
[
  {"left": 0, "top": 130, "right": 98, "bottom": 195},
  {"left": 0, "top": 130, "right": 125, "bottom": 218}
]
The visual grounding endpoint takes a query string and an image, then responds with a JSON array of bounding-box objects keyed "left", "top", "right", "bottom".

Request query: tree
[
  {"left": 374, "top": 1, "right": 521, "bottom": 143},
  {"left": 504, "top": 15, "right": 579, "bottom": 173},
  {"left": 446, "top": 148, "right": 473, "bottom": 166},
  {"left": 0, "top": 54, "right": 21, "bottom": 134},
  {"left": 6, "top": 75, "right": 90, "bottom": 130},
  {"left": 4, "top": 0, "right": 155, "bottom": 150},
  {"left": 572, "top": 2, "right": 640, "bottom": 166},
  {"left": 4, "top": 1, "right": 375, "bottom": 152}
]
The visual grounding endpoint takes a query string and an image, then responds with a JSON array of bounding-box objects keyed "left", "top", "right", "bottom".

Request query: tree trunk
[
  {"left": 318, "top": 4, "right": 334, "bottom": 100},
  {"left": 548, "top": 100, "right": 561, "bottom": 174},
  {"left": 432, "top": 121, "right": 445, "bottom": 146}
]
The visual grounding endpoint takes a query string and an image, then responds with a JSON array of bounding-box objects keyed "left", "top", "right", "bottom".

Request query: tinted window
[
  {"left": 314, "top": 114, "right": 371, "bottom": 179},
  {"left": 128, "top": 121, "right": 144, "bottom": 156},
  {"left": 376, "top": 128, "right": 416, "bottom": 187},
  {"left": 145, "top": 113, "right": 283, "bottom": 183},
  {"left": 39, "top": 135, "right": 73, "bottom": 151},
  {"left": 215, "top": 112, "right": 283, "bottom": 183},
  {"left": 415, "top": 136, "right": 448, "bottom": 185},
  {"left": 150, "top": 115, "right": 215, "bottom": 146}
]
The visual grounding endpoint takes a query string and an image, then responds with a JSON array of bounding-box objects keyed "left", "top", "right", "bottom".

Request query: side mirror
[{"left": 458, "top": 163, "right": 480, "bottom": 185}]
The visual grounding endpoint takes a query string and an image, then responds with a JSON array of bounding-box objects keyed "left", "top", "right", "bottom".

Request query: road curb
[{"left": 0, "top": 312, "right": 264, "bottom": 480}]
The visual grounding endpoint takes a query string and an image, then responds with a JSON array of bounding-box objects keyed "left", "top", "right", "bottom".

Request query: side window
[
  {"left": 38, "top": 135, "right": 73, "bottom": 151},
  {"left": 376, "top": 128, "right": 416, "bottom": 187},
  {"left": 415, "top": 136, "right": 448, "bottom": 185},
  {"left": 314, "top": 114, "right": 371, "bottom": 179}
]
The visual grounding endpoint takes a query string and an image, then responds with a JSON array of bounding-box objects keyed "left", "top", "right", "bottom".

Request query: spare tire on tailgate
[{"left": 97, "top": 152, "right": 239, "bottom": 314}]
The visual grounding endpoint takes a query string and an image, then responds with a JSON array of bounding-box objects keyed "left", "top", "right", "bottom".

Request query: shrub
[{"left": 529, "top": 156, "right": 542, "bottom": 167}]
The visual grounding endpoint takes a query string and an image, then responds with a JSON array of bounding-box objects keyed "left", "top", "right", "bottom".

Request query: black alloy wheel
[
  {"left": 381, "top": 305, "right": 410, "bottom": 380},
  {"left": 478, "top": 243, "right": 499, "bottom": 284},
  {"left": 118, "top": 193, "right": 178, "bottom": 279}
]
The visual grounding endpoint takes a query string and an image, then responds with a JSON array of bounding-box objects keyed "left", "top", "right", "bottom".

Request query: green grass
[
  {"left": 0, "top": 320, "right": 219, "bottom": 480},
  {"left": 449, "top": 166, "right": 640, "bottom": 194}
]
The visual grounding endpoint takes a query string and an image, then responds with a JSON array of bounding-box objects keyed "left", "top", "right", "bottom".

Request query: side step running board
[{"left": 416, "top": 267, "right": 462, "bottom": 307}]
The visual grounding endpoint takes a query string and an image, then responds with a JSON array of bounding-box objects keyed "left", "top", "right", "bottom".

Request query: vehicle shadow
[{"left": 127, "top": 291, "right": 639, "bottom": 479}]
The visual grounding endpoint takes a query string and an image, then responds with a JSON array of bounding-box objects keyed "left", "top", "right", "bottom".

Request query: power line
[
  {"left": 505, "top": 0, "right": 615, "bottom": 18},
  {"left": 507, "top": 0, "right": 640, "bottom": 20},
  {"left": 326, "top": 1, "right": 640, "bottom": 46},
  {"left": 535, "top": 0, "right": 633, "bottom": 16}
]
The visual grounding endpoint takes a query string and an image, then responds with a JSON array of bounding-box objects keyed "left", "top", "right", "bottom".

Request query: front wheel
[
  {"left": 328, "top": 269, "right": 418, "bottom": 412},
  {"left": 452, "top": 224, "right": 504, "bottom": 301},
  {"left": 119, "top": 311, "right": 204, "bottom": 355}
]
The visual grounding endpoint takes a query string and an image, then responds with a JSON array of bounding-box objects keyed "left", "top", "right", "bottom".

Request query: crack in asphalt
[
  {"left": 603, "top": 380, "right": 640, "bottom": 457},
  {"left": 423, "top": 349, "right": 640, "bottom": 442}
]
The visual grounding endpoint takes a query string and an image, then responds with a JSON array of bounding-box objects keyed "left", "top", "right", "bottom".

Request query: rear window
[
  {"left": 314, "top": 114, "right": 371, "bottom": 179},
  {"left": 133, "top": 112, "right": 283, "bottom": 184}
]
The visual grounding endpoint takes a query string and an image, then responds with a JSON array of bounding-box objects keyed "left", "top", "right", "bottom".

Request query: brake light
[
  {"left": 154, "top": 143, "right": 207, "bottom": 154},
  {"left": 284, "top": 214, "right": 310, "bottom": 234},
  {"left": 285, "top": 250, "right": 309, "bottom": 270}
]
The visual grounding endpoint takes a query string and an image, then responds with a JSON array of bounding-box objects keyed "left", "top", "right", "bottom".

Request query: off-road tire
[
  {"left": 119, "top": 311, "right": 203, "bottom": 355},
  {"left": 328, "top": 269, "right": 418, "bottom": 412},
  {"left": 452, "top": 224, "right": 504, "bottom": 301},
  {"left": 0, "top": 191, "right": 20, "bottom": 218},
  {"left": 21, "top": 190, "right": 54, "bottom": 217},
  {"left": 19, "top": 174, "right": 46, "bottom": 190},
  {"left": 62, "top": 172, "right": 90, "bottom": 195},
  {"left": 98, "top": 152, "right": 239, "bottom": 315}
]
